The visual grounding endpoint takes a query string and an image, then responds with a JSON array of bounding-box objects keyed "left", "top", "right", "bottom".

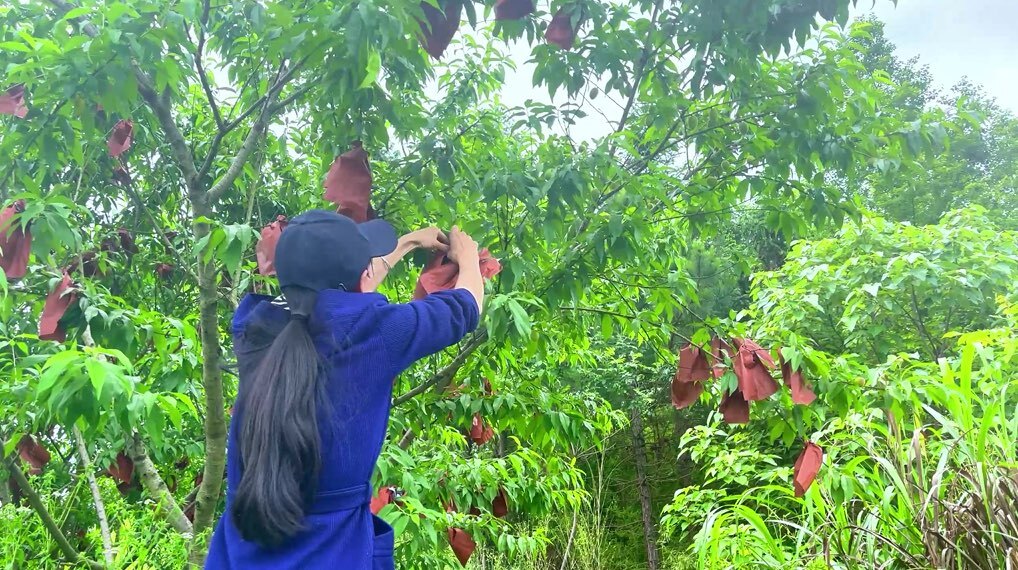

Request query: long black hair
[{"left": 232, "top": 287, "right": 325, "bottom": 547}]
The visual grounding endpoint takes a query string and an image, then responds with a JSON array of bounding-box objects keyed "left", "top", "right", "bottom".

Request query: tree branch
[
  {"left": 204, "top": 59, "right": 308, "bottom": 204},
  {"left": 6, "top": 459, "right": 104, "bottom": 569},
  {"left": 375, "top": 118, "right": 484, "bottom": 214},
  {"left": 267, "top": 81, "right": 317, "bottom": 115},
  {"left": 193, "top": 32, "right": 224, "bottom": 132},
  {"left": 204, "top": 105, "right": 271, "bottom": 204},
  {"left": 397, "top": 429, "right": 416, "bottom": 450},
  {"left": 136, "top": 78, "right": 204, "bottom": 196},
  {"left": 119, "top": 163, "right": 199, "bottom": 282},
  {"left": 72, "top": 426, "right": 114, "bottom": 566},
  {"left": 559, "top": 505, "right": 580, "bottom": 570},
  {"left": 393, "top": 331, "right": 489, "bottom": 406},
  {"left": 612, "top": 0, "right": 663, "bottom": 143},
  {"left": 909, "top": 285, "right": 942, "bottom": 359},
  {"left": 193, "top": 0, "right": 221, "bottom": 132},
  {"left": 196, "top": 63, "right": 283, "bottom": 182},
  {"left": 125, "top": 433, "right": 193, "bottom": 535}
]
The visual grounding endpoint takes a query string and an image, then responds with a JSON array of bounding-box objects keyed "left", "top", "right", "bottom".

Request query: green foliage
[
  {"left": 0, "top": 472, "right": 190, "bottom": 569},
  {"left": 0, "top": 0, "right": 978, "bottom": 567},
  {"left": 662, "top": 320, "right": 1018, "bottom": 569},
  {"left": 749, "top": 207, "right": 1017, "bottom": 363},
  {"left": 664, "top": 211, "right": 1018, "bottom": 568},
  {"left": 660, "top": 427, "right": 787, "bottom": 541},
  {"left": 854, "top": 17, "right": 1018, "bottom": 229}
]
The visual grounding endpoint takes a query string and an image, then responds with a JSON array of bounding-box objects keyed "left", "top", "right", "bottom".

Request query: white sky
[
  {"left": 865, "top": 0, "right": 1018, "bottom": 113},
  {"left": 482, "top": 0, "right": 1018, "bottom": 142}
]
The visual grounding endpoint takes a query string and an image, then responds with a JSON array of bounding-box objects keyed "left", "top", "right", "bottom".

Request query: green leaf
[
  {"left": 600, "top": 314, "right": 613, "bottom": 338},
  {"left": 360, "top": 50, "right": 381, "bottom": 89},
  {"left": 85, "top": 358, "right": 107, "bottom": 400},
  {"left": 59, "top": 6, "right": 92, "bottom": 21},
  {"left": 160, "top": 395, "right": 183, "bottom": 428},
  {"left": 0, "top": 41, "right": 32, "bottom": 53},
  {"left": 608, "top": 214, "right": 623, "bottom": 238},
  {"left": 37, "top": 351, "right": 79, "bottom": 394},
  {"left": 4, "top": 433, "right": 25, "bottom": 457},
  {"left": 506, "top": 299, "right": 532, "bottom": 339}
]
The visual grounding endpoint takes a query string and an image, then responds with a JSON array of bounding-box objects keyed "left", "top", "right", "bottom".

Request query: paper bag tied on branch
[
  {"left": 0, "top": 200, "right": 32, "bottom": 279},
  {"left": 413, "top": 248, "right": 501, "bottom": 300},
  {"left": 419, "top": 0, "right": 463, "bottom": 59},
  {"left": 324, "top": 141, "right": 376, "bottom": 223}
]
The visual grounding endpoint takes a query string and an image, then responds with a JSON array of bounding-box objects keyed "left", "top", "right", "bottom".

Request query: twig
[
  {"left": 611, "top": 0, "right": 664, "bottom": 150},
  {"left": 561, "top": 305, "right": 695, "bottom": 349},
  {"left": 119, "top": 163, "right": 198, "bottom": 282},
  {"left": 374, "top": 118, "right": 484, "bottom": 213},
  {"left": 267, "top": 81, "right": 317, "bottom": 115},
  {"left": 909, "top": 285, "right": 942, "bottom": 359},
  {"left": 179, "top": 483, "right": 200, "bottom": 525},
  {"left": 193, "top": 30, "right": 224, "bottom": 131},
  {"left": 559, "top": 505, "right": 579, "bottom": 570},
  {"left": 397, "top": 429, "right": 415, "bottom": 450},
  {"left": 72, "top": 425, "right": 113, "bottom": 565}
]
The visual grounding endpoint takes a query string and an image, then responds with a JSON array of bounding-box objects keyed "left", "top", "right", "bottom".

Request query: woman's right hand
[
  {"left": 448, "top": 226, "right": 484, "bottom": 313},
  {"left": 446, "top": 226, "right": 479, "bottom": 265}
]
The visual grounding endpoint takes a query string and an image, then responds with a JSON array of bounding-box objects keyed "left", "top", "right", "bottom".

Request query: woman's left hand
[{"left": 411, "top": 227, "right": 450, "bottom": 251}]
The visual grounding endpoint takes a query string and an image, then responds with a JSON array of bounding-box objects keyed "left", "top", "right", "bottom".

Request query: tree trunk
[
  {"left": 188, "top": 205, "right": 229, "bottom": 566},
  {"left": 629, "top": 408, "right": 660, "bottom": 570},
  {"left": 125, "top": 433, "right": 193, "bottom": 535},
  {"left": 650, "top": 413, "right": 665, "bottom": 464},
  {"left": 77, "top": 329, "right": 114, "bottom": 564}
]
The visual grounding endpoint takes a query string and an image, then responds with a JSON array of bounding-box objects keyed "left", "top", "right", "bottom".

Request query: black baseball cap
[{"left": 274, "top": 210, "right": 398, "bottom": 292}]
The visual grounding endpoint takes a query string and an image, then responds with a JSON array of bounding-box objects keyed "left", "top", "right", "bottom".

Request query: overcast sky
[
  {"left": 490, "top": 0, "right": 1018, "bottom": 141},
  {"left": 864, "top": 0, "right": 1018, "bottom": 112}
]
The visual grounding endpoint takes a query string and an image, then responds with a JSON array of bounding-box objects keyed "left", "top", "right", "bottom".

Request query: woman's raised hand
[
  {"left": 446, "top": 226, "right": 479, "bottom": 265},
  {"left": 411, "top": 227, "right": 450, "bottom": 251}
]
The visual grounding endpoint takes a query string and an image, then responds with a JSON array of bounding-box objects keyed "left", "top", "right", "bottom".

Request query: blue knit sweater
[{"left": 204, "top": 288, "right": 479, "bottom": 569}]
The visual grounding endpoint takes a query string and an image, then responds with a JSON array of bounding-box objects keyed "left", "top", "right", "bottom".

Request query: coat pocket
[{"left": 372, "top": 514, "right": 395, "bottom": 570}]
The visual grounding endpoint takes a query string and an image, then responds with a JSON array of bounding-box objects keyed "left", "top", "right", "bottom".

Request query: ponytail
[{"left": 232, "top": 289, "right": 324, "bottom": 547}]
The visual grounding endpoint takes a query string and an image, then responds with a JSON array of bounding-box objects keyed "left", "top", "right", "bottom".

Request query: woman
[{"left": 204, "top": 210, "right": 483, "bottom": 569}]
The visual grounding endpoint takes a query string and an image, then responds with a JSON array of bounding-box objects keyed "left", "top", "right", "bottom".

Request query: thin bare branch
[
  {"left": 204, "top": 57, "right": 312, "bottom": 204},
  {"left": 375, "top": 118, "right": 484, "bottom": 213},
  {"left": 612, "top": 0, "right": 664, "bottom": 145},
  {"left": 118, "top": 163, "right": 199, "bottom": 282},
  {"left": 194, "top": 33, "right": 224, "bottom": 131},
  {"left": 268, "top": 81, "right": 317, "bottom": 115},
  {"left": 72, "top": 426, "right": 114, "bottom": 565}
]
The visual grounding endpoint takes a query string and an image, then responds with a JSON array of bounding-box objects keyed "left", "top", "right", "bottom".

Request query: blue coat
[{"left": 204, "top": 288, "right": 479, "bottom": 569}]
